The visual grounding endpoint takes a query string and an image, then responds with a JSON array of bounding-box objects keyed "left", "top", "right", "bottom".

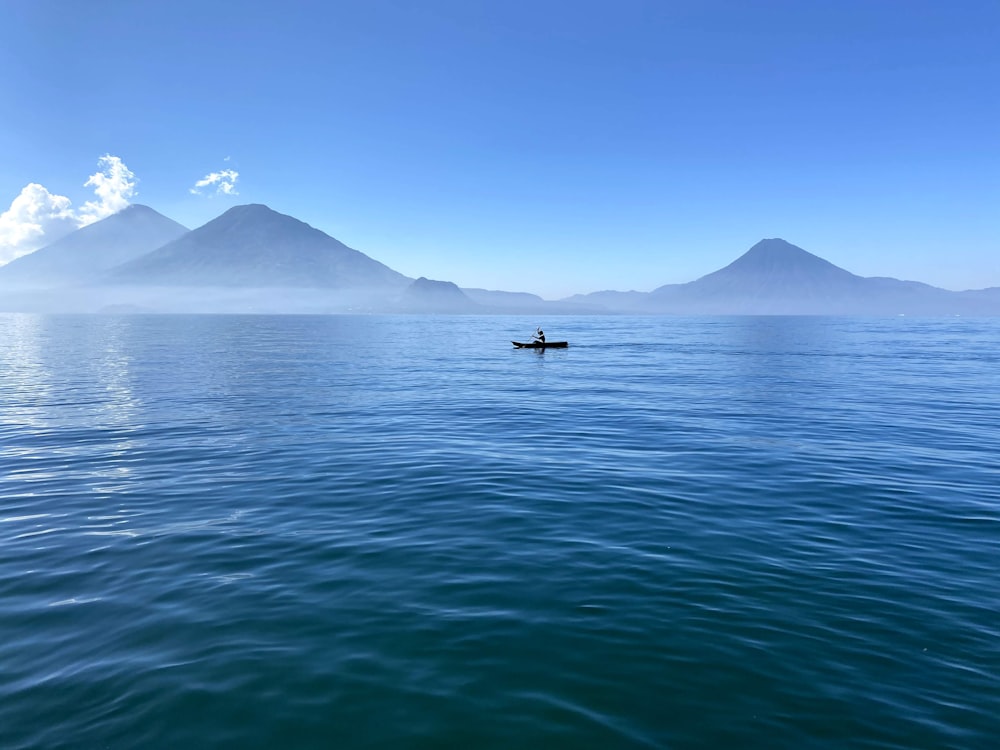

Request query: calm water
[{"left": 1, "top": 314, "right": 998, "bottom": 749}]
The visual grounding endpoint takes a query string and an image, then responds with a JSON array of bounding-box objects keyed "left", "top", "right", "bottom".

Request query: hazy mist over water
[{"left": 1, "top": 314, "right": 998, "bottom": 749}]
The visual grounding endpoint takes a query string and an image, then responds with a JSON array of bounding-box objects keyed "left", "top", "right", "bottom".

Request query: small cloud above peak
[
  {"left": 190, "top": 168, "right": 239, "bottom": 196},
  {"left": 78, "top": 155, "right": 137, "bottom": 226}
]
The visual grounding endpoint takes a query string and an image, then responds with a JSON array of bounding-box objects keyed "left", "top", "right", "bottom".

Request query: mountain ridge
[
  {"left": 1, "top": 204, "right": 996, "bottom": 315},
  {"left": 565, "top": 238, "right": 1000, "bottom": 315}
]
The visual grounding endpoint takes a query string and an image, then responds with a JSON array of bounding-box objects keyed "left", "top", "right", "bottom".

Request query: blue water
[{"left": 1, "top": 314, "right": 998, "bottom": 749}]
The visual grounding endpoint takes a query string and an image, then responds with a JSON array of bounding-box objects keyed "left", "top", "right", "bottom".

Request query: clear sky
[{"left": 1, "top": 0, "right": 997, "bottom": 298}]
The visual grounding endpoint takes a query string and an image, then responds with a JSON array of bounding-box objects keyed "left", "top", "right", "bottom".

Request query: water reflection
[
  {"left": 0, "top": 314, "right": 143, "bottom": 493},
  {"left": 0, "top": 313, "right": 53, "bottom": 432}
]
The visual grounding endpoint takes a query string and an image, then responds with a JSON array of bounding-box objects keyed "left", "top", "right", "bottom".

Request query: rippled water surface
[{"left": 2, "top": 314, "right": 998, "bottom": 749}]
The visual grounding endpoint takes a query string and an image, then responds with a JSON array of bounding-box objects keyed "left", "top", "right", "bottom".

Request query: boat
[{"left": 511, "top": 340, "right": 568, "bottom": 348}]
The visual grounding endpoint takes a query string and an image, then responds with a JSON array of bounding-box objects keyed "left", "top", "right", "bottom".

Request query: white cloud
[
  {"left": 78, "top": 155, "right": 137, "bottom": 226},
  {"left": 0, "top": 184, "right": 78, "bottom": 265},
  {"left": 0, "top": 154, "right": 138, "bottom": 265},
  {"left": 190, "top": 169, "right": 239, "bottom": 196}
]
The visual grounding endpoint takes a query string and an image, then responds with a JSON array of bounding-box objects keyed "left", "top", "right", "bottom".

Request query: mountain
[
  {"left": 463, "top": 287, "right": 608, "bottom": 314},
  {"left": 649, "top": 238, "right": 877, "bottom": 313},
  {"left": 561, "top": 289, "right": 653, "bottom": 312},
  {"left": 462, "top": 288, "right": 546, "bottom": 309},
  {"left": 570, "top": 239, "right": 999, "bottom": 315},
  {"left": 105, "top": 204, "right": 409, "bottom": 289},
  {"left": 396, "top": 277, "right": 480, "bottom": 312},
  {"left": 0, "top": 204, "right": 188, "bottom": 287}
]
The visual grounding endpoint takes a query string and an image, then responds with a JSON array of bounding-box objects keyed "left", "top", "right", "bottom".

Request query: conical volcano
[
  {"left": 693, "top": 238, "right": 861, "bottom": 292},
  {"left": 107, "top": 204, "right": 409, "bottom": 289},
  {"left": 0, "top": 204, "right": 188, "bottom": 286},
  {"left": 646, "top": 237, "right": 877, "bottom": 312}
]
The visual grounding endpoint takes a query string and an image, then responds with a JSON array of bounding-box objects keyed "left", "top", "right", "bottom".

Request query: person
[{"left": 532, "top": 327, "right": 546, "bottom": 345}]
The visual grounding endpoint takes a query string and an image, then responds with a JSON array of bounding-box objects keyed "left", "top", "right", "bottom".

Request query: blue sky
[{"left": 1, "top": 0, "right": 997, "bottom": 298}]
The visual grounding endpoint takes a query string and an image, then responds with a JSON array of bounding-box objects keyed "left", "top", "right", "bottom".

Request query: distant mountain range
[
  {"left": 0, "top": 204, "right": 996, "bottom": 315},
  {"left": 567, "top": 238, "right": 1000, "bottom": 315}
]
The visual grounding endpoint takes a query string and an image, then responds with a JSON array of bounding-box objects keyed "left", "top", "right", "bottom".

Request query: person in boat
[{"left": 532, "top": 327, "right": 546, "bottom": 345}]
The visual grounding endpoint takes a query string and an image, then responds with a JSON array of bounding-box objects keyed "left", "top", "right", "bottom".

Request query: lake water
[{"left": 1, "top": 313, "right": 998, "bottom": 749}]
